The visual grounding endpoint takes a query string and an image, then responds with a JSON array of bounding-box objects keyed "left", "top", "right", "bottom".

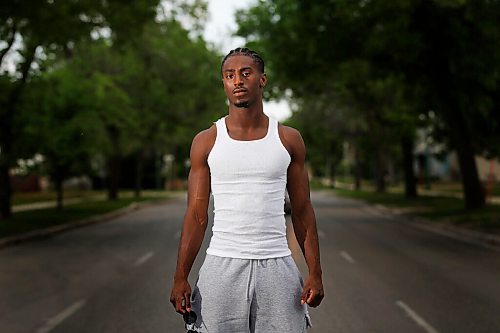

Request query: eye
[
  {"left": 225, "top": 73, "right": 234, "bottom": 80},
  {"left": 242, "top": 72, "right": 251, "bottom": 77}
]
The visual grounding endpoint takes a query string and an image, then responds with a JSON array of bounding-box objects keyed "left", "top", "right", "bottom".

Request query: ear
[{"left": 259, "top": 73, "right": 267, "bottom": 88}]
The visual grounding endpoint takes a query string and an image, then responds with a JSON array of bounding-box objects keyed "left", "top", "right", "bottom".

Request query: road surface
[{"left": 0, "top": 191, "right": 499, "bottom": 332}]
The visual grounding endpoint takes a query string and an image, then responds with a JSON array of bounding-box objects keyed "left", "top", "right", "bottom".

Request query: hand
[
  {"left": 300, "top": 275, "right": 324, "bottom": 307},
  {"left": 170, "top": 278, "right": 192, "bottom": 314}
]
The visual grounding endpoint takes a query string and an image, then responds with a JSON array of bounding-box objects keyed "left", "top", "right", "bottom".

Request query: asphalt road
[{"left": 0, "top": 191, "right": 499, "bottom": 333}]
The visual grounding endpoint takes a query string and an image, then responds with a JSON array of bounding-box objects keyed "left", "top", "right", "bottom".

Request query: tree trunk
[
  {"left": 0, "top": 107, "right": 14, "bottom": 219},
  {"left": 425, "top": 12, "right": 485, "bottom": 210},
  {"left": 0, "top": 163, "right": 12, "bottom": 219},
  {"left": 107, "top": 155, "right": 120, "bottom": 201},
  {"left": 453, "top": 133, "right": 485, "bottom": 209},
  {"left": 401, "top": 136, "right": 417, "bottom": 198},
  {"left": 375, "top": 148, "right": 386, "bottom": 193},
  {"left": 0, "top": 43, "right": 37, "bottom": 220},
  {"left": 442, "top": 101, "right": 485, "bottom": 209},
  {"left": 55, "top": 176, "right": 64, "bottom": 210},
  {"left": 330, "top": 162, "right": 336, "bottom": 189},
  {"left": 134, "top": 151, "right": 144, "bottom": 199},
  {"left": 354, "top": 145, "right": 362, "bottom": 191}
]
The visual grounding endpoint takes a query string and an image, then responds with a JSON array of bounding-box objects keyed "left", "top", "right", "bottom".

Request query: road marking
[
  {"left": 318, "top": 229, "right": 326, "bottom": 239},
  {"left": 396, "top": 300, "right": 440, "bottom": 333},
  {"left": 340, "top": 251, "right": 355, "bottom": 264},
  {"left": 134, "top": 251, "right": 155, "bottom": 266},
  {"left": 36, "top": 299, "right": 86, "bottom": 333}
]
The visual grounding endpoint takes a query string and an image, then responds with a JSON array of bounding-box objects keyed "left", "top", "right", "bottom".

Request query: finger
[
  {"left": 300, "top": 288, "right": 309, "bottom": 305},
  {"left": 170, "top": 293, "right": 179, "bottom": 310},
  {"left": 306, "top": 290, "right": 314, "bottom": 305},
  {"left": 176, "top": 297, "right": 186, "bottom": 314},
  {"left": 184, "top": 292, "right": 191, "bottom": 312},
  {"left": 308, "top": 290, "right": 324, "bottom": 307}
]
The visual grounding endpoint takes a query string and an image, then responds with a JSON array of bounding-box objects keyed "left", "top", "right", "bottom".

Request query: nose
[{"left": 234, "top": 73, "right": 244, "bottom": 86}]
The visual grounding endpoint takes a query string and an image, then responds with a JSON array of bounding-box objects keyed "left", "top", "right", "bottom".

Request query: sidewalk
[
  {"left": 13, "top": 198, "right": 87, "bottom": 212},
  {"left": 419, "top": 189, "right": 500, "bottom": 205},
  {"left": 12, "top": 193, "right": 108, "bottom": 213},
  {"left": 372, "top": 203, "right": 500, "bottom": 252},
  {"left": 1, "top": 193, "right": 184, "bottom": 249},
  {"left": 334, "top": 181, "right": 500, "bottom": 204},
  {"left": 331, "top": 183, "right": 500, "bottom": 251},
  {"left": 0, "top": 203, "right": 140, "bottom": 249}
]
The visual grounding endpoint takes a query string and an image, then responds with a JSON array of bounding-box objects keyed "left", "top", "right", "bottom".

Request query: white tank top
[{"left": 206, "top": 116, "right": 292, "bottom": 259}]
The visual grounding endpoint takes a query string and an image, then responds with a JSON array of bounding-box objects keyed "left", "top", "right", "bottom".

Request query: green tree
[
  {"left": 0, "top": 0, "right": 159, "bottom": 218},
  {"left": 236, "top": 0, "right": 500, "bottom": 208},
  {"left": 64, "top": 40, "right": 140, "bottom": 200},
  {"left": 23, "top": 68, "right": 98, "bottom": 209},
  {"left": 117, "top": 19, "right": 225, "bottom": 197},
  {"left": 409, "top": 0, "right": 500, "bottom": 208},
  {"left": 236, "top": 1, "right": 417, "bottom": 194}
]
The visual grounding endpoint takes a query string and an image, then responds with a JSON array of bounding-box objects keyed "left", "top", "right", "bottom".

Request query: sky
[{"left": 203, "top": 0, "right": 292, "bottom": 121}]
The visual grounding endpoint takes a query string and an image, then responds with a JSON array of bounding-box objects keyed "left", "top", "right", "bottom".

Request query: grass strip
[
  {"left": 332, "top": 188, "right": 500, "bottom": 234},
  {"left": 12, "top": 190, "right": 103, "bottom": 205},
  {"left": 1, "top": 195, "right": 169, "bottom": 239}
]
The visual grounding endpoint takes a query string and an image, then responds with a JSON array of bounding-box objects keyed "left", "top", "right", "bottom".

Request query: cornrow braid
[{"left": 221, "top": 47, "right": 265, "bottom": 73}]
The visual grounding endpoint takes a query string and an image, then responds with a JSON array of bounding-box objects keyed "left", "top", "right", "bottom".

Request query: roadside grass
[
  {"left": 332, "top": 188, "right": 500, "bottom": 234},
  {"left": 1, "top": 192, "right": 172, "bottom": 239},
  {"left": 12, "top": 190, "right": 103, "bottom": 205},
  {"left": 319, "top": 178, "right": 500, "bottom": 197},
  {"left": 12, "top": 189, "right": 171, "bottom": 205}
]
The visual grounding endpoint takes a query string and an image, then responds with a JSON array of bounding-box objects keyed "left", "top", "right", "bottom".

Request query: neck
[{"left": 228, "top": 102, "right": 266, "bottom": 128}]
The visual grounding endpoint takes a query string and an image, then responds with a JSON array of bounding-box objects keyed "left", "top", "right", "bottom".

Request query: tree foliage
[
  {"left": 0, "top": 0, "right": 226, "bottom": 217},
  {"left": 236, "top": 0, "right": 500, "bottom": 208}
]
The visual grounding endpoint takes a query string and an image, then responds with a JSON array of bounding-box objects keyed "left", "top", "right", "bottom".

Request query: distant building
[{"left": 414, "top": 129, "right": 499, "bottom": 183}]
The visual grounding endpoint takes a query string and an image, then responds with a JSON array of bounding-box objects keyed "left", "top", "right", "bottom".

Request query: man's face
[{"left": 221, "top": 55, "right": 267, "bottom": 108}]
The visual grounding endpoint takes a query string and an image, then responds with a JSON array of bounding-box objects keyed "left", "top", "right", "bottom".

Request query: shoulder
[
  {"left": 191, "top": 124, "right": 217, "bottom": 160},
  {"left": 278, "top": 124, "right": 305, "bottom": 159}
]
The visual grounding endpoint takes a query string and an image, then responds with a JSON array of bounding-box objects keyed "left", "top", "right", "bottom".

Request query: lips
[{"left": 233, "top": 88, "right": 247, "bottom": 95}]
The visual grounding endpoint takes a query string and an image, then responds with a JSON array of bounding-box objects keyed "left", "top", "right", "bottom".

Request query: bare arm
[
  {"left": 281, "top": 125, "right": 324, "bottom": 307},
  {"left": 170, "top": 127, "right": 215, "bottom": 314}
]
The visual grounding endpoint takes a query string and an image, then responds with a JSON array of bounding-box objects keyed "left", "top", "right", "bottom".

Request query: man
[{"left": 170, "top": 47, "right": 324, "bottom": 332}]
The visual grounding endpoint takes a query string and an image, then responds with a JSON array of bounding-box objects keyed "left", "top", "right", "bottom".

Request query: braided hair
[{"left": 221, "top": 47, "right": 265, "bottom": 73}]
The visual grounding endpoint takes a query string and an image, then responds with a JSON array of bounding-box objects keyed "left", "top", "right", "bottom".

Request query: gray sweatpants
[{"left": 188, "top": 254, "right": 311, "bottom": 333}]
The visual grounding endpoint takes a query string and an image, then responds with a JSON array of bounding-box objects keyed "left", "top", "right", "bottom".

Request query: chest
[{"left": 208, "top": 140, "right": 291, "bottom": 180}]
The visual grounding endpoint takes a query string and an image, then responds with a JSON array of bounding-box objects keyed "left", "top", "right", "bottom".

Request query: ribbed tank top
[{"left": 206, "top": 116, "right": 292, "bottom": 259}]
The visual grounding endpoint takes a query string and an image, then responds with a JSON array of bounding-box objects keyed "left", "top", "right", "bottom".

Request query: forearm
[
  {"left": 292, "top": 204, "right": 322, "bottom": 277},
  {"left": 174, "top": 209, "right": 208, "bottom": 281}
]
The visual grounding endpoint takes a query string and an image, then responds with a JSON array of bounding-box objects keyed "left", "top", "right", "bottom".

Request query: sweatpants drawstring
[
  {"left": 246, "top": 260, "right": 254, "bottom": 301},
  {"left": 246, "top": 259, "right": 268, "bottom": 301}
]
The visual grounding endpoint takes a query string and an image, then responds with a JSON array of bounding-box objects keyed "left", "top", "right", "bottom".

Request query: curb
[
  {"left": 0, "top": 199, "right": 171, "bottom": 249},
  {"left": 372, "top": 204, "right": 500, "bottom": 252}
]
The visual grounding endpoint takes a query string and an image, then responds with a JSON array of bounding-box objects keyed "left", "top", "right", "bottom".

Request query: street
[{"left": 0, "top": 191, "right": 499, "bottom": 333}]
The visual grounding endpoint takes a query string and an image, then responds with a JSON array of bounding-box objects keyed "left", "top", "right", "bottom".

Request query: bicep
[
  {"left": 286, "top": 131, "right": 311, "bottom": 211},
  {"left": 186, "top": 134, "right": 211, "bottom": 219}
]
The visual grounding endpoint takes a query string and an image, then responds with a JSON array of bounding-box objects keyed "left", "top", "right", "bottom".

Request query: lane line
[
  {"left": 134, "top": 251, "right": 155, "bottom": 266},
  {"left": 36, "top": 299, "right": 86, "bottom": 333},
  {"left": 340, "top": 251, "right": 355, "bottom": 264},
  {"left": 396, "top": 300, "right": 440, "bottom": 333}
]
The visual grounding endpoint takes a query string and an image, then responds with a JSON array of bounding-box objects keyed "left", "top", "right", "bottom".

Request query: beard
[{"left": 234, "top": 100, "right": 250, "bottom": 108}]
